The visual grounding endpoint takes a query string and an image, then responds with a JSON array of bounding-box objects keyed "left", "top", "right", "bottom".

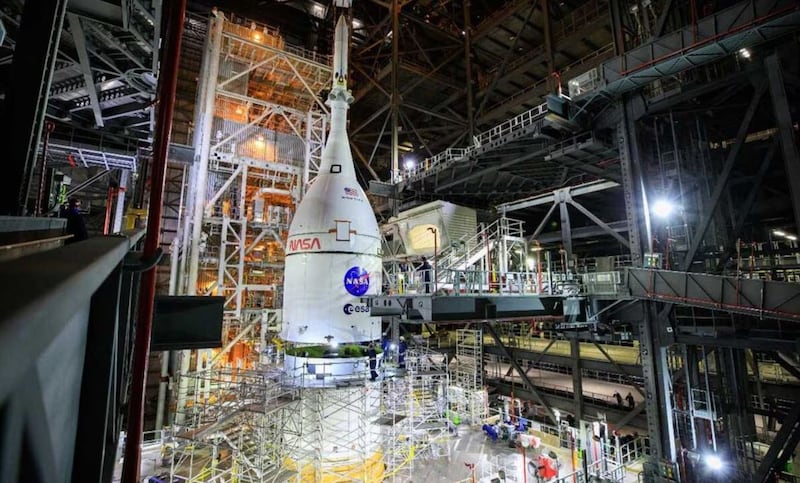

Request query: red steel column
[{"left": 120, "top": 0, "right": 186, "bottom": 480}]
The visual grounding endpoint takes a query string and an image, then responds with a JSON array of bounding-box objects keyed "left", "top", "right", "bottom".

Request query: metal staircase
[{"left": 432, "top": 217, "right": 525, "bottom": 286}]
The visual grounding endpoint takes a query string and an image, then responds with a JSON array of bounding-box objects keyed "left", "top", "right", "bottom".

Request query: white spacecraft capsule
[{"left": 281, "top": 16, "right": 381, "bottom": 345}]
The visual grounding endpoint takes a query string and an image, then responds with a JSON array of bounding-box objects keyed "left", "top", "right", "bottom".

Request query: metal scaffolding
[
  {"left": 175, "top": 9, "right": 332, "bottom": 421},
  {"left": 169, "top": 366, "right": 301, "bottom": 482},
  {"left": 379, "top": 347, "right": 452, "bottom": 481},
  {"left": 452, "top": 328, "right": 487, "bottom": 425},
  {"left": 284, "top": 383, "right": 383, "bottom": 482}
]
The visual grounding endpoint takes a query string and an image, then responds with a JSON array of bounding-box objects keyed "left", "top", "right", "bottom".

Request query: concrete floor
[
  {"left": 116, "top": 425, "right": 645, "bottom": 483},
  {"left": 394, "top": 426, "right": 644, "bottom": 482}
]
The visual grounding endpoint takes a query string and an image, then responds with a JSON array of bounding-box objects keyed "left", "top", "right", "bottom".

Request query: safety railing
[
  {"left": 222, "top": 14, "right": 331, "bottom": 66},
  {"left": 0, "top": 230, "right": 145, "bottom": 481},
  {"left": 432, "top": 217, "right": 524, "bottom": 284},
  {"left": 553, "top": 458, "right": 625, "bottom": 483},
  {"left": 580, "top": 270, "right": 624, "bottom": 295},
  {"left": 397, "top": 101, "right": 550, "bottom": 183},
  {"left": 48, "top": 142, "right": 138, "bottom": 171},
  {"left": 487, "top": 42, "right": 614, "bottom": 114}
]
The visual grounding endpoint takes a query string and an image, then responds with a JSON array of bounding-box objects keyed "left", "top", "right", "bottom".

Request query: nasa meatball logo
[
  {"left": 344, "top": 266, "right": 369, "bottom": 296},
  {"left": 343, "top": 303, "right": 369, "bottom": 315}
]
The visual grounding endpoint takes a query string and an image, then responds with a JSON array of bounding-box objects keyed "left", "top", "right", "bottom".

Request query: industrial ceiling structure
[{"left": 1, "top": 0, "right": 800, "bottom": 482}]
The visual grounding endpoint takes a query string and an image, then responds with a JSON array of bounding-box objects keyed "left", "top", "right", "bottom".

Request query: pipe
[{"left": 120, "top": 0, "right": 186, "bottom": 479}]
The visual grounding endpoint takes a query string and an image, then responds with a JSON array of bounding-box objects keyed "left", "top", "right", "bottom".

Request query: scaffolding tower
[
  {"left": 284, "top": 381, "right": 384, "bottom": 482},
  {"left": 176, "top": 8, "right": 331, "bottom": 421},
  {"left": 169, "top": 366, "right": 301, "bottom": 482},
  {"left": 452, "top": 328, "right": 488, "bottom": 425},
  {"left": 379, "top": 347, "right": 452, "bottom": 481}
]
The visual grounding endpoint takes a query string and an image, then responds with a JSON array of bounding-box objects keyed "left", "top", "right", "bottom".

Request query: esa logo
[
  {"left": 343, "top": 266, "right": 370, "bottom": 296},
  {"left": 343, "top": 303, "right": 370, "bottom": 315}
]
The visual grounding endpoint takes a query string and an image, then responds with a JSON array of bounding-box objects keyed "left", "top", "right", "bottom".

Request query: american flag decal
[{"left": 344, "top": 187, "right": 358, "bottom": 197}]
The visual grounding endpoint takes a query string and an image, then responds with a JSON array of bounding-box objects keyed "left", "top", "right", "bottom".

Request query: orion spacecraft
[{"left": 281, "top": 15, "right": 382, "bottom": 346}]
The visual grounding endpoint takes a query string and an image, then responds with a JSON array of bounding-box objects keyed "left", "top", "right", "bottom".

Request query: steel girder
[
  {"left": 765, "top": 53, "right": 800, "bottom": 237},
  {"left": 680, "top": 81, "right": 767, "bottom": 270},
  {"left": 627, "top": 268, "right": 800, "bottom": 322},
  {"left": 593, "top": 0, "right": 800, "bottom": 99},
  {"left": 488, "top": 380, "right": 650, "bottom": 429},
  {"left": 753, "top": 400, "right": 800, "bottom": 482},
  {"left": 0, "top": 0, "right": 68, "bottom": 215},
  {"left": 484, "top": 322, "right": 560, "bottom": 424}
]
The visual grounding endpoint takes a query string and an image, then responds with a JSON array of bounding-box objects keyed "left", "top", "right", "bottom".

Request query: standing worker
[
  {"left": 418, "top": 256, "right": 432, "bottom": 293},
  {"left": 398, "top": 336, "right": 407, "bottom": 370},
  {"left": 613, "top": 391, "right": 623, "bottom": 408},
  {"left": 625, "top": 392, "right": 635, "bottom": 409},
  {"left": 368, "top": 343, "right": 378, "bottom": 381},
  {"left": 64, "top": 197, "right": 88, "bottom": 243}
]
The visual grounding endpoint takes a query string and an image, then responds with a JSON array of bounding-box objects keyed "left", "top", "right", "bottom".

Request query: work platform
[
  {"left": 627, "top": 267, "right": 800, "bottom": 322},
  {"left": 370, "top": 266, "right": 800, "bottom": 324},
  {"left": 367, "top": 293, "right": 562, "bottom": 321}
]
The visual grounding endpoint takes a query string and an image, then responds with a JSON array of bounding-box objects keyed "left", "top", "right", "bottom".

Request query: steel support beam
[
  {"left": 390, "top": 0, "right": 400, "bottom": 182},
  {"left": 536, "top": 221, "right": 628, "bottom": 244},
  {"left": 594, "top": 343, "right": 645, "bottom": 397},
  {"left": 773, "top": 351, "right": 800, "bottom": 381},
  {"left": 682, "top": 81, "right": 766, "bottom": 270},
  {"left": 498, "top": 180, "right": 619, "bottom": 212},
  {"left": 627, "top": 267, "right": 800, "bottom": 322},
  {"left": 638, "top": 309, "right": 677, "bottom": 462},
  {"left": 617, "top": 100, "right": 650, "bottom": 265},
  {"left": 473, "top": 0, "right": 529, "bottom": 41},
  {"left": 715, "top": 138, "right": 778, "bottom": 271},
  {"left": 485, "top": 322, "right": 558, "bottom": 424},
  {"left": 568, "top": 198, "right": 631, "bottom": 248},
  {"left": 463, "top": 0, "right": 474, "bottom": 139},
  {"left": 475, "top": 2, "right": 537, "bottom": 117},
  {"left": 68, "top": 14, "right": 104, "bottom": 128},
  {"left": 765, "top": 53, "right": 800, "bottom": 237},
  {"left": 753, "top": 401, "right": 800, "bottom": 482},
  {"left": 531, "top": 202, "right": 559, "bottom": 240},
  {"left": 653, "top": 0, "right": 675, "bottom": 38},
  {"left": 71, "top": 266, "right": 122, "bottom": 483},
  {"left": 615, "top": 401, "right": 645, "bottom": 428},
  {"left": 1, "top": 0, "right": 68, "bottom": 214},
  {"left": 570, "top": 337, "right": 584, "bottom": 424},
  {"left": 542, "top": 0, "right": 555, "bottom": 91}
]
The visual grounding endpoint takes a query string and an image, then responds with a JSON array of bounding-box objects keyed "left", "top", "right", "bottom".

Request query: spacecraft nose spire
[{"left": 333, "top": 15, "right": 348, "bottom": 89}]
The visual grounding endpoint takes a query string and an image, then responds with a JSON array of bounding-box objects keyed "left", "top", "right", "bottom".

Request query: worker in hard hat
[
  {"left": 368, "top": 343, "right": 378, "bottom": 381},
  {"left": 398, "top": 336, "right": 407, "bottom": 369}
]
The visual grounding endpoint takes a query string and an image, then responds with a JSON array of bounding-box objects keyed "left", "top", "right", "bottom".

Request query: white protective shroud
[{"left": 281, "top": 17, "right": 381, "bottom": 344}]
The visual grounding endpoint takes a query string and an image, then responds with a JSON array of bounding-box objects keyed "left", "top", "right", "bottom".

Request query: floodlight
[
  {"left": 652, "top": 199, "right": 675, "bottom": 218},
  {"left": 705, "top": 454, "right": 723, "bottom": 471}
]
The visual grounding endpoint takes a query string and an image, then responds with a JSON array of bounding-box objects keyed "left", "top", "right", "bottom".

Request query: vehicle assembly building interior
[{"left": 1, "top": 0, "right": 800, "bottom": 481}]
